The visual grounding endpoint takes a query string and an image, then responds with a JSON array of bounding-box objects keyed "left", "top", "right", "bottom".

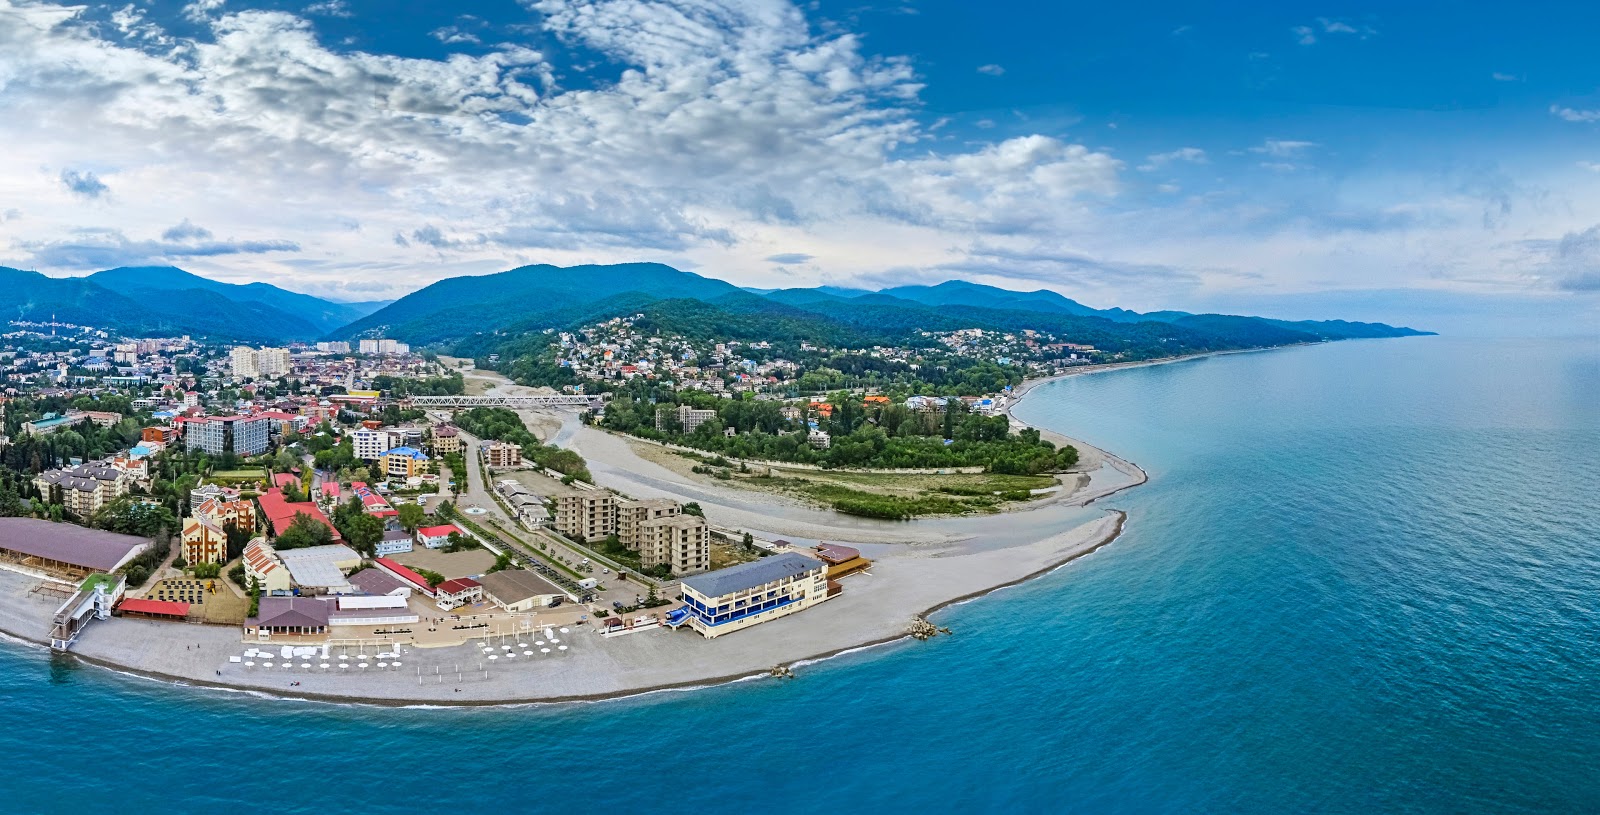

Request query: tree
[
  {"left": 274, "top": 512, "right": 333, "bottom": 550},
  {"left": 682, "top": 502, "right": 704, "bottom": 517},
  {"left": 397, "top": 503, "right": 426, "bottom": 533},
  {"left": 741, "top": 531, "right": 755, "bottom": 552},
  {"left": 337, "top": 512, "right": 384, "bottom": 558}
]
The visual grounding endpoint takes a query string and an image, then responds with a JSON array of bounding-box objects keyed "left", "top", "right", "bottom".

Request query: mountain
[
  {"left": 327, "top": 262, "right": 1430, "bottom": 358},
  {"left": 88, "top": 266, "right": 387, "bottom": 336},
  {"left": 334, "top": 262, "right": 745, "bottom": 344}
]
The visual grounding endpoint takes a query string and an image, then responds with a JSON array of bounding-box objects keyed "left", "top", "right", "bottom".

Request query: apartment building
[
  {"left": 180, "top": 514, "right": 228, "bottom": 566},
  {"left": 483, "top": 441, "right": 522, "bottom": 468},
  {"left": 430, "top": 425, "right": 461, "bottom": 455},
  {"left": 552, "top": 488, "right": 617, "bottom": 541},
  {"left": 33, "top": 464, "right": 131, "bottom": 518},
  {"left": 378, "top": 446, "right": 429, "bottom": 479},
  {"left": 657, "top": 404, "right": 718, "bottom": 433},
  {"left": 637, "top": 514, "right": 710, "bottom": 575},
  {"left": 617, "top": 498, "right": 680, "bottom": 548},
  {"left": 351, "top": 427, "right": 388, "bottom": 461},
  {"left": 184, "top": 415, "right": 271, "bottom": 456}
]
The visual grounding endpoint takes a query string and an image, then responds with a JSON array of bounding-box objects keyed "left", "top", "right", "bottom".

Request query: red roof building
[
  {"left": 118, "top": 598, "right": 190, "bottom": 618},
  {"left": 375, "top": 557, "right": 434, "bottom": 597},
  {"left": 256, "top": 488, "right": 340, "bottom": 540}
]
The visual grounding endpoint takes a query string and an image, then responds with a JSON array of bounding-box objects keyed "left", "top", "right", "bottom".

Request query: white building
[
  {"left": 671, "top": 553, "right": 831, "bottom": 639},
  {"left": 352, "top": 427, "right": 388, "bottom": 461}
]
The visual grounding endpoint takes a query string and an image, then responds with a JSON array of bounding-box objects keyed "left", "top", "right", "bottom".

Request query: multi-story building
[
  {"left": 671, "top": 552, "right": 830, "bottom": 638},
  {"left": 242, "top": 539, "right": 293, "bottom": 594},
  {"left": 358, "top": 338, "right": 411, "bottom": 355},
  {"left": 637, "top": 514, "right": 710, "bottom": 575},
  {"left": 180, "top": 513, "right": 228, "bottom": 566},
  {"left": 33, "top": 464, "right": 130, "bottom": 518},
  {"left": 657, "top": 404, "right": 718, "bottom": 433},
  {"left": 430, "top": 425, "right": 461, "bottom": 455},
  {"left": 378, "top": 446, "right": 429, "bottom": 479},
  {"left": 184, "top": 415, "right": 271, "bottom": 456},
  {"left": 552, "top": 488, "right": 616, "bottom": 541},
  {"left": 617, "top": 498, "right": 680, "bottom": 548},
  {"left": 351, "top": 427, "right": 388, "bottom": 461},
  {"left": 483, "top": 442, "right": 522, "bottom": 468},
  {"left": 229, "top": 346, "right": 259, "bottom": 379}
]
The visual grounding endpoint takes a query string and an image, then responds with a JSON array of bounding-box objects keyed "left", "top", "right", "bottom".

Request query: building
[
  {"left": 374, "top": 557, "right": 435, "bottom": 598},
  {"left": 184, "top": 415, "right": 271, "bottom": 456},
  {"left": 180, "top": 514, "right": 228, "bottom": 566},
  {"left": 813, "top": 542, "right": 872, "bottom": 579},
  {"left": 552, "top": 488, "right": 616, "bottom": 541},
  {"left": 670, "top": 552, "right": 830, "bottom": 638},
  {"left": 245, "top": 597, "right": 331, "bottom": 639},
  {"left": 351, "top": 427, "right": 388, "bottom": 461},
  {"left": 0, "top": 518, "right": 148, "bottom": 579},
  {"left": 275, "top": 544, "right": 360, "bottom": 593},
  {"left": 358, "top": 338, "right": 410, "bottom": 355},
  {"left": 637, "top": 514, "right": 710, "bottom": 575},
  {"left": 807, "top": 429, "right": 831, "bottom": 449},
  {"left": 430, "top": 425, "right": 461, "bottom": 455},
  {"left": 242, "top": 539, "right": 293, "bottom": 594},
  {"left": 378, "top": 446, "right": 429, "bottom": 480},
  {"left": 347, "top": 567, "right": 412, "bottom": 598},
  {"left": 256, "top": 488, "right": 340, "bottom": 541},
  {"left": 231, "top": 346, "right": 289, "bottom": 380},
  {"left": 479, "top": 569, "right": 569, "bottom": 612},
  {"left": 330, "top": 593, "right": 419, "bottom": 627},
  {"left": 376, "top": 529, "right": 414, "bottom": 556},
  {"left": 416, "top": 524, "right": 460, "bottom": 550},
  {"left": 617, "top": 498, "right": 680, "bottom": 548},
  {"left": 23, "top": 412, "right": 88, "bottom": 436},
  {"left": 141, "top": 426, "right": 177, "bottom": 444},
  {"left": 482, "top": 441, "right": 522, "bottom": 468},
  {"left": 229, "top": 346, "right": 258, "bottom": 379},
  {"left": 434, "top": 577, "right": 482, "bottom": 610},
  {"left": 658, "top": 404, "right": 718, "bottom": 433},
  {"left": 33, "top": 463, "right": 130, "bottom": 518}
]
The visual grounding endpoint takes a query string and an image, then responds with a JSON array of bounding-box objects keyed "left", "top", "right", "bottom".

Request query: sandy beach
[{"left": 0, "top": 366, "right": 1151, "bottom": 706}]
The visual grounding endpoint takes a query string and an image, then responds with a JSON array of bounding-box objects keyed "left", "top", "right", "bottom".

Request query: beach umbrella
[
  {"left": 392, "top": 661, "right": 402, "bottom": 667},
  {"left": 245, "top": 661, "right": 255, "bottom": 667},
  {"left": 540, "top": 648, "right": 550, "bottom": 654},
  {"left": 558, "top": 645, "right": 568, "bottom": 652},
  {"left": 340, "top": 664, "right": 348, "bottom": 670},
  {"left": 523, "top": 651, "right": 533, "bottom": 656},
  {"left": 358, "top": 662, "right": 369, "bottom": 668},
  {"left": 559, "top": 627, "right": 570, "bottom": 634},
  {"left": 320, "top": 663, "right": 330, "bottom": 669},
  {"left": 263, "top": 662, "right": 274, "bottom": 667},
  {"left": 488, "top": 655, "right": 498, "bottom": 660},
  {"left": 301, "top": 662, "right": 311, "bottom": 668},
  {"left": 378, "top": 662, "right": 389, "bottom": 668}
]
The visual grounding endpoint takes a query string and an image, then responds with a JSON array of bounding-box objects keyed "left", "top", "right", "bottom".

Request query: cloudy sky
[{"left": 1, "top": 0, "right": 1597, "bottom": 334}]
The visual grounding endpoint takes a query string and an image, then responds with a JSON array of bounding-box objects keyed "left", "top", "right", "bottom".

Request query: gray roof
[
  {"left": 0, "top": 517, "right": 148, "bottom": 571},
  {"left": 478, "top": 569, "right": 568, "bottom": 603},
  {"left": 251, "top": 596, "right": 331, "bottom": 628},
  {"left": 348, "top": 568, "right": 409, "bottom": 596},
  {"left": 678, "top": 552, "right": 823, "bottom": 598},
  {"left": 276, "top": 544, "right": 357, "bottom": 589}
]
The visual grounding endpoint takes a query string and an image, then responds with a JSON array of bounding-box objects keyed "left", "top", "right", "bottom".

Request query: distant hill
[
  {"left": 334, "top": 262, "right": 1429, "bottom": 365},
  {"left": 334, "top": 262, "right": 745, "bottom": 345},
  {"left": 88, "top": 267, "right": 387, "bottom": 336}
]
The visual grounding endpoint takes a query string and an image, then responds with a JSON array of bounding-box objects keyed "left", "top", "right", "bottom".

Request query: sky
[{"left": 1, "top": 0, "right": 1598, "bottom": 335}]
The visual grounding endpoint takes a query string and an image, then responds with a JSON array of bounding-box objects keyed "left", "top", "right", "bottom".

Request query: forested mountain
[
  {"left": 87, "top": 267, "right": 386, "bottom": 335},
  {"left": 326, "top": 262, "right": 1430, "bottom": 357}
]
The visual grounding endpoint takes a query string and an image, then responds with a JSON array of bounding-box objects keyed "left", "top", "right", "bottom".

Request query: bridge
[{"left": 404, "top": 394, "right": 606, "bottom": 410}]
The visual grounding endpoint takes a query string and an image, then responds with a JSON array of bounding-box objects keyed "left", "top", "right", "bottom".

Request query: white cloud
[
  {"left": 1492, "top": 72, "right": 1518, "bottom": 82},
  {"left": 976, "top": 63, "right": 1004, "bottom": 76},
  {"left": 1138, "top": 147, "right": 1207, "bottom": 171},
  {"left": 1293, "top": 17, "right": 1374, "bottom": 45},
  {"left": 1551, "top": 105, "right": 1600, "bottom": 123},
  {"left": 182, "top": 0, "right": 226, "bottom": 23},
  {"left": 1250, "top": 139, "right": 1318, "bottom": 157},
  {"left": 1578, "top": 161, "right": 1600, "bottom": 172}
]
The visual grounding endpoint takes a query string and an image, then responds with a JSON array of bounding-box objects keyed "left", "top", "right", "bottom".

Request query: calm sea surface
[{"left": 4, "top": 336, "right": 1597, "bottom": 814}]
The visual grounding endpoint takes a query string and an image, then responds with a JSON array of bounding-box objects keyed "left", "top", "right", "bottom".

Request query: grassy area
[
  {"left": 210, "top": 468, "right": 267, "bottom": 483},
  {"left": 710, "top": 541, "right": 762, "bottom": 570},
  {"left": 742, "top": 469, "right": 1055, "bottom": 519}
]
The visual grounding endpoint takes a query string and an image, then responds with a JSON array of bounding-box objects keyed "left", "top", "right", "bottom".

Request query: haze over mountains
[{"left": 0, "top": 263, "right": 1430, "bottom": 355}]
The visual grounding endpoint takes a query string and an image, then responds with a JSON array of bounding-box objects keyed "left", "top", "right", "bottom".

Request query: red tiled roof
[
  {"left": 119, "top": 598, "right": 189, "bottom": 617},
  {"left": 273, "top": 472, "right": 299, "bottom": 489},
  {"left": 436, "top": 577, "right": 480, "bottom": 596},
  {"left": 257, "top": 489, "right": 340, "bottom": 539},
  {"left": 375, "top": 558, "right": 433, "bottom": 594},
  {"left": 417, "top": 524, "right": 459, "bottom": 538}
]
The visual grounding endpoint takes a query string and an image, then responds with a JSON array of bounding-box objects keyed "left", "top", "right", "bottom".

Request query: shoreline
[{"left": 0, "top": 353, "right": 1172, "bottom": 708}]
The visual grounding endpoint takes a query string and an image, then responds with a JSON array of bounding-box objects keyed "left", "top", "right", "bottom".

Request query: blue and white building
[{"left": 668, "top": 552, "right": 830, "bottom": 638}]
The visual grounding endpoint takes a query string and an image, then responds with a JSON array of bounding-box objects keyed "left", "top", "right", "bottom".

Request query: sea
[{"left": 3, "top": 335, "right": 1596, "bottom": 814}]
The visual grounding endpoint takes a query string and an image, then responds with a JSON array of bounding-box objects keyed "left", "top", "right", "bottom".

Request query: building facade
[
  {"left": 673, "top": 552, "right": 830, "bottom": 638},
  {"left": 552, "top": 488, "right": 616, "bottom": 541},
  {"left": 33, "top": 464, "right": 130, "bottom": 518},
  {"left": 482, "top": 442, "right": 522, "bottom": 468},
  {"left": 617, "top": 498, "right": 680, "bottom": 548},
  {"left": 637, "top": 514, "right": 710, "bottom": 575},
  {"left": 184, "top": 415, "right": 271, "bottom": 456}
]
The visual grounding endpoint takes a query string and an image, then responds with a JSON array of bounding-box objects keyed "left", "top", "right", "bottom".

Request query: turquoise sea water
[{"left": 4, "top": 336, "right": 1597, "bottom": 814}]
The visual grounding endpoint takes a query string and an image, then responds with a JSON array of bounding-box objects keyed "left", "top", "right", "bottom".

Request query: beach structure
[
  {"left": 49, "top": 572, "right": 125, "bottom": 650},
  {"left": 667, "top": 552, "right": 830, "bottom": 638},
  {"left": 478, "top": 569, "right": 569, "bottom": 612},
  {"left": 434, "top": 577, "right": 482, "bottom": 610},
  {"left": 813, "top": 543, "right": 872, "bottom": 579},
  {"left": 0, "top": 518, "right": 148, "bottom": 579},
  {"left": 330, "top": 593, "right": 418, "bottom": 627},
  {"left": 245, "top": 597, "right": 331, "bottom": 639}
]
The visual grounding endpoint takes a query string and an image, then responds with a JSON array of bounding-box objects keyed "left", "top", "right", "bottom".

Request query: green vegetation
[
  {"left": 405, "top": 565, "right": 446, "bottom": 588},
  {"left": 605, "top": 392, "right": 1076, "bottom": 475},
  {"left": 332, "top": 497, "right": 384, "bottom": 557},
  {"left": 273, "top": 512, "right": 333, "bottom": 550},
  {"left": 454, "top": 406, "right": 592, "bottom": 481}
]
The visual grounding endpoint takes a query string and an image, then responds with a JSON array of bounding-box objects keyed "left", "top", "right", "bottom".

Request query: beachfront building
[
  {"left": 275, "top": 544, "right": 360, "bottom": 594},
  {"left": 242, "top": 540, "right": 293, "bottom": 594},
  {"left": 479, "top": 569, "right": 568, "bottom": 612},
  {"left": 245, "top": 597, "right": 330, "bottom": 639},
  {"left": 670, "top": 552, "right": 830, "bottom": 639},
  {"left": 180, "top": 514, "right": 227, "bottom": 566},
  {"left": 0, "top": 518, "right": 148, "bottom": 579},
  {"left": 552, "top": 488, "right": 616, "bottom": 541},
  {"left": 813, "top": 543, "right": 872, "bottom": 579},
  {"left": 617, "top": 498, "right": 680, "bottom": 548},
  {"left": 374, "top": 558, "right": 436, "bottom": 598},
  {"left": 637, "top": 514, "right": 711, "bottom": 576},
  {"left": 482, "top": 441, "right": 522, "bottom": 468},
  {"left": 347, "top": 568, "right": 412, "bottom": 598},
  {"left": 434, "top": 577, "right": 482, "bottom": 610}
]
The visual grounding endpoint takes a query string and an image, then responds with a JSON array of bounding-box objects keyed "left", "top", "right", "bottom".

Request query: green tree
[
  {"left": 397, "top": 503, "right": 426, "bottom": 533},
  {"left": 273, "top": 512, "right": 333, "bottom": 550}
]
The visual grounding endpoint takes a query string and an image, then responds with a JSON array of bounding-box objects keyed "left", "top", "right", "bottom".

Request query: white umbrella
[
  {"left": 245, "top": 661, "right": 255, "bottom": 667},
  {"left": 488, "top": 654, "right": 498, "bottom": 660},
  {"left": 358, "top": 662, "right": 369, "bottom": 668},
  {"left": 559, "top": 627, "right": 570, "bottom": 634},
  {"left": 320, "top": 663, "right": 330, "bottom": 669},
  {"left": 549, "top": 638, "right": 560, "bottom": 644},
  {"left": 340, "top": 664, "right": 349, "bottom": 669},
  {"left": 535, "top": 640, "right": 545, "bottom": 646},
  {"left": 523, "top": 651, "right": 534, "bottom": 656},
  {"left": 263, "top": 662, "right": 274, "bottom": 667},
  {"left": 339, "top": 654, "right": 348, "bottom": 660},
  {"left": 501, "top": 645, "right": 511, "bottom": 650},
  {"left": 558, "top": 645, "right": 568, "bottom": 651},
  {"left": 540, "top": 648, "right": 550, "bottom": 654},
  {"left": 392, "top": 661, "right": 402, "bottom": 667},
  {"left": 378, "top": 662, "right": 389, "bottom": 668},
  {"left": 504, "top": 653, "right": 515, "bottom": 659},
  {"left": 301, "top": 662, "right": 311, "bottom": 668}
]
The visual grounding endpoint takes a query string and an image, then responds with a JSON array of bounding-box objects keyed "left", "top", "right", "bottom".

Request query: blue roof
[
  {"left": 380, "top": 446, "right": 428, "bottom": 460},
  {"left": 679, "top": 552, "right": 822, "bottom": 598}
]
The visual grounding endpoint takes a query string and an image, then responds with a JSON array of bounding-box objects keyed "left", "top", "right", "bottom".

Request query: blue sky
[{"left": 0, "top": 0, "right": 1596, "bottom": 335}]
